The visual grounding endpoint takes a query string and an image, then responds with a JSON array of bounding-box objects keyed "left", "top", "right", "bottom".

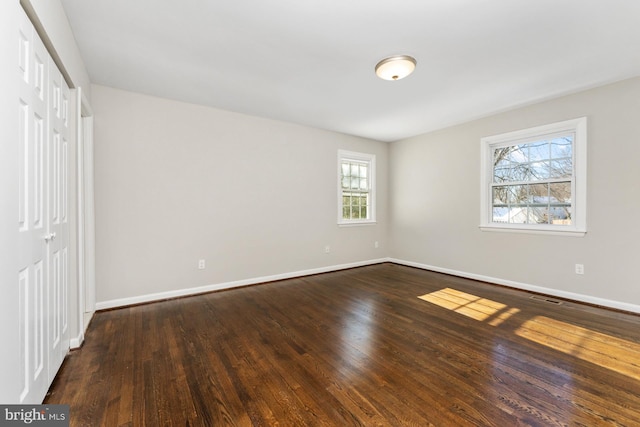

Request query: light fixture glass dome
[{"left": 375, "top": 55, "right": 417, "bottom": 81}]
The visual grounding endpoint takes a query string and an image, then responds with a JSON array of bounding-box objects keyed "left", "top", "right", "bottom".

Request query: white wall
[
  {"left": 0, "top": 0, "right": 21, "bottom": 404},
  {"left": 389, "top": 76, "right": 640, "bottom": 312},
  {"left": 92, "top": 85, "right": 389, "bottom": 306}
]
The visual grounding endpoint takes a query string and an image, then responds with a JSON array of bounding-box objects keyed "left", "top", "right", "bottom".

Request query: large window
[
  {"left": 480, "top": 117, "right": 587, "bottom": 235},
  {"left": 338, "top": 150, "right": 376, "bottom": 225}
]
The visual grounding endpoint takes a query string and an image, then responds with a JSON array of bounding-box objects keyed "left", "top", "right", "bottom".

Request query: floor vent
[{"left": 529, "top": 295, "right": 563, "bottom": 305}]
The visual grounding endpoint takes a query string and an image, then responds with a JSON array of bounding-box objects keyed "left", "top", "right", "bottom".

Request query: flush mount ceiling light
[{"left": 375, "top": 55, "right": 417, "bottom": 81}]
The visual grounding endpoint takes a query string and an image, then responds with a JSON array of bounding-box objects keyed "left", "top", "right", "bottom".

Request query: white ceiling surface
[{"left": 60, "top": 0, "right": 640, "bottom": 142}]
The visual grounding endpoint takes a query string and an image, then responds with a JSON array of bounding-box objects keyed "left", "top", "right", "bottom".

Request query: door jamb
[{"left": 75, "top": 87, "right": 95, "bottom": 347}]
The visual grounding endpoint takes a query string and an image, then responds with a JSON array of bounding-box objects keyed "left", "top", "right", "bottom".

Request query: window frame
[
  {"left": 337, "top": 150, "right": 376, "bottom": 226},
  {"left": 480, "top": 117, "right": 587, "bottom": 236}
]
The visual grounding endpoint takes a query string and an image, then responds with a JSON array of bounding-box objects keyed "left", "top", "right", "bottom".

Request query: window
[
  {"left": 338, "top": 150, "right": 376, "bottom": 225},
  {"left": 480, "top": 117, "right": 586, "bottom": 236}
]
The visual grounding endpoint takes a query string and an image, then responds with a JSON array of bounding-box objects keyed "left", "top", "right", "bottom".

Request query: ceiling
[{"left": 60, "top": 0, "right": 640, "bottom": 142}]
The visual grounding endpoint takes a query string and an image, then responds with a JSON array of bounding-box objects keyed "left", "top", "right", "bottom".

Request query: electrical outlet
[
  {"left": 198, "top": 259, "right": 206, "bottom": 270},
  {"left": 575, "top": 263, "right": 584, "bottom": 275},
  {"left": 324, "top": 245, "right": 331, "bottom": 254}
]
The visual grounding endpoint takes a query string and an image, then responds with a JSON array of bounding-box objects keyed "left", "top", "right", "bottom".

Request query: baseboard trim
[
  {"left": 70, "top": 332, "right": 84, "bottom": 349},
  {"left": 389, "top": 258, "right": 640, "bottom": 315},
  {"left": 95, "top": 258, "right": 390, "bottom": 310},
  {"left": 96, "top": 257, "right": 640, "bottom": 315}
]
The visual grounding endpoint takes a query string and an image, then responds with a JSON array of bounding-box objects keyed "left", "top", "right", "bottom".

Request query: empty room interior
[{"left": 2, "top": 0, "right": 640, "bottom": 425}]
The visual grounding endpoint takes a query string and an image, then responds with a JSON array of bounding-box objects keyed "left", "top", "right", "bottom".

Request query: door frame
[{"left": 75, "top": 87, "right": 95, "bottom": 347}]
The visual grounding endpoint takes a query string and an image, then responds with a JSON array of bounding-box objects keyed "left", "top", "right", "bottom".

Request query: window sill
[
  {"left": 479, "top": 225, "right": 586, "bottom": 237},
  {"left": 338, "top": 221, "right": 377, "bottom": 227}
]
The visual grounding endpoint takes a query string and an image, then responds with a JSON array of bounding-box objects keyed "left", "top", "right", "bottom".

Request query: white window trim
[
  {"left": 479, "top": 117, "right": 587, "bottom": 236},
  {"left": 338, "top": 150, "right": 376, "bottom": 226}
]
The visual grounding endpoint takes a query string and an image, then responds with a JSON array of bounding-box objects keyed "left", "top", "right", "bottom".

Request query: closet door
[{"left": 17, "top": 7, "right": 70, "bottom": 404}]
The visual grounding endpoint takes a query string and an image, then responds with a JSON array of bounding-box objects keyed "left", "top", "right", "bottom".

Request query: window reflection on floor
[
  {"left": 340, "top": 298, "right": 375, "bottom": 366},
  {"left": 418, "top": 288, "right": 640, "bottom": 379}
]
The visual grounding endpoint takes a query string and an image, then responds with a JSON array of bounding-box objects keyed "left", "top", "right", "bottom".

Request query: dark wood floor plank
[{"left": 45, "top": 263, "right": 640, "bottom": 426}]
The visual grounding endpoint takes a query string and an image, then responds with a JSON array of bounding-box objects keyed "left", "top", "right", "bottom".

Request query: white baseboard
[
  {"left": 95, "top": 258, "right": 390, "bottom": 310},
  {"left": 69, "top": 312, "right": 95, "bottom": 349},
  {"left": 389, "top": 258, "right": 640, "bottom": 315},
  {"left": 95, "top": 257, "right": 640, "bottom": 315},
  {"left": 70, "top": 333, "right": 84, "bottom": 349},
  {"left": 83, "top": 311, "right": 95, "bottom": 333}
]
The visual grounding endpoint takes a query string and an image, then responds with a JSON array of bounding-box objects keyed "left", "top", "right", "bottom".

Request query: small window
[
  {"left": 480, "top": 117, "right": 587, "bottom": 236},
  {"left": 338, "top": 150, "right": 376, "bottom": 225}
]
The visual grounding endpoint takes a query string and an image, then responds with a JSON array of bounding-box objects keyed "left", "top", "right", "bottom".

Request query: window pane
[
  {"left": 350, "top": 164, "right": 359, "bottom": 176},
  {"left": 508, "top": 207, "right": 527, "bottom": 224},
  {"left": 494, "top": 167, "right": 511, "bottom": 183},
  {"left": 361, "top": 206, "right": 367, "bottom": 219},
  {"left": 550, "top": 182, "right": 571, "bottom": 204},
  {"left": 343, "top": 195, "right": 350, "bottom": 207},
  {"left": 350, "top": 177, "right": 359, "bottom": 189},
  {"left": 493, "top": 147, "right": 511, "bottom": 167},
  {"left": 359, "top": 165, "right": 368, "bottom": 178},
  {"left": 493, "top": 207, "right": 508, "bottom": 223},
  {"left": 342, "top": 206, "right": 350, "bottom": 219},
  {"left": 529, "top": 206, "right": 549, "bottom": 224},
  {"left": 492, "top": 138, "right": 573, "bottom": 183},
  {"left": 490, "top": 137, "right": 572, "bottom": 218},
  {"left": 550, "top": 159, "right": 572, "bottom": 179},
  {"left": 352, "top": 207, "right": 360, "bottom": 219},
  {"left": 511, "top": 164, "right": 529, "bottom": 181},
  {"left": 342, "top": 162, "right": 350, "bottom": 177},
  {"left": 493, "top": 186, "right": 508, "bottom": 205},
  {"left": 528, "top": 141, "right": 548, "bottom": 161},
  {"left": 352, "top": 196, "right": 360, "bottom": 207},
  {"left": 528, "top": 161, "right": 550, "bottom": 180},
  {"left": 360, "top": 178, "right": 367, "bottom": 190},
  {"left": 528, "top": 183, "right": 548, "bottom": 204},
  {"left": 550, "top": 136, "right": 573, "bottom": 159},
  {"left": 550, "top": 206, "right": 573, "bottom": 225},
  {"left": 507, "top": 185, "right": 526, "bottom": 204},
  {"left": 550, "top": 207, "right": 571, "bottom": 225},
  {"left": 508, "top": 145, "right": 527, "bottom": 163},
  {"left": 342, "top": 176, "right": 350, "bottom": 189}
]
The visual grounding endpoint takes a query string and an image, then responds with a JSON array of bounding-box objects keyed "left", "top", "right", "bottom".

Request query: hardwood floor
[{"left": 45, "top": 263, "right": 640, "bottom": 426}]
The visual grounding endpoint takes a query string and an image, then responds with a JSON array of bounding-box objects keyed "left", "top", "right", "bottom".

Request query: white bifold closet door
[{"left": 17, "top": 7, "right": 70, "bottom": 404}]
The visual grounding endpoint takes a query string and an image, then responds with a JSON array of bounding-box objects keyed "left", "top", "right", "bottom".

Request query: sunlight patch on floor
[
  {"left": 419, "top": 288, "right": 640, "bottom": 379},
  {"left": 418, "top": 288, "right": 520, "bottom": 326},
  {"left": 515, "top": 316, "right": 640, "bottom": 379}
]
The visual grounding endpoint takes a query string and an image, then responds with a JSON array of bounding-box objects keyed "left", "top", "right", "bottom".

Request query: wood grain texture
[{"left": 45, "top": 263, "right": 640, "bottom": 426}]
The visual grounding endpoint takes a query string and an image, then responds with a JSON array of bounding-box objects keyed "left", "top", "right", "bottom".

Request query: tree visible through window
[
  {"left": 338, "top": 150, "right": 376, "bottom": 225},
  {"left": 341, "top": 160, "right": 369, "bottom": 220},
  {"left": 480, "top": 117, "right": 587, "bottom": 235},
  {"left": 492, "top": 137, "right": 572, "bottom": 225}
]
